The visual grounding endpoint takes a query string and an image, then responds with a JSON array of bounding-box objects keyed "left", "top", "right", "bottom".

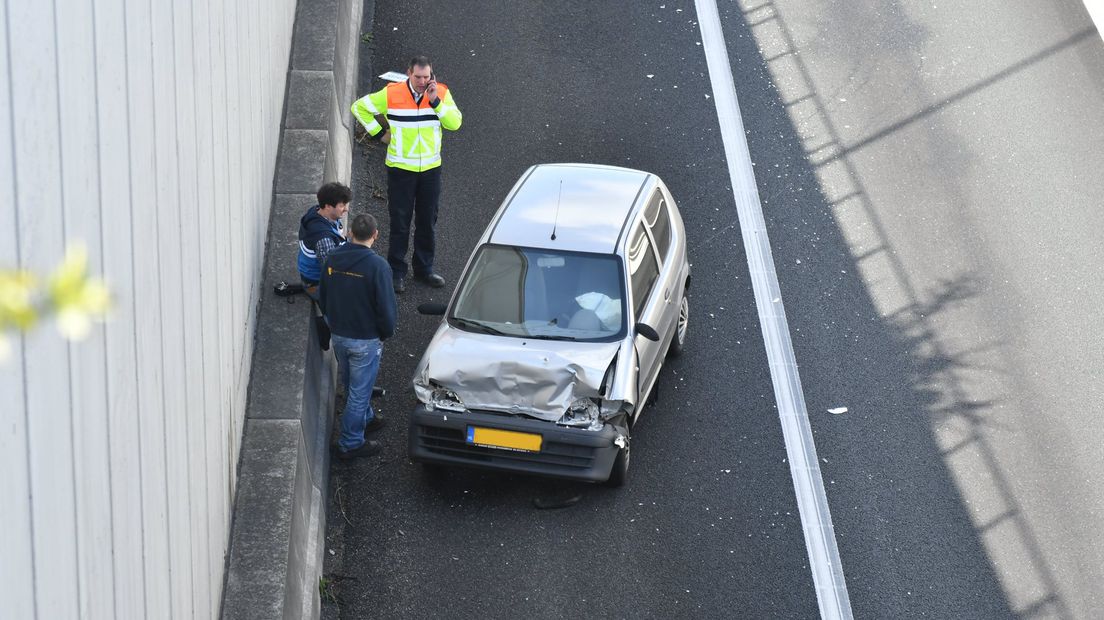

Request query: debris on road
[{"left": 533, "top": 494, "right": 582, "bottom": 510}]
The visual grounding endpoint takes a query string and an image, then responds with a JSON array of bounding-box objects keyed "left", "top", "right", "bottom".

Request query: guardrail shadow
[{"left": 725, "top": 0, "right": 1094, "bottom": 617}]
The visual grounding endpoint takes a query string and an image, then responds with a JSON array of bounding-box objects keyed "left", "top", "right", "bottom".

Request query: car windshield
[{"left": 451, "top": 245, "right": 625, "bottom": 341}]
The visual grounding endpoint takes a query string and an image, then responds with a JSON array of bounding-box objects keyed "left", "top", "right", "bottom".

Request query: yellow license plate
[{"left": 466, "top": 426, "right": 542, "bottom": 453}]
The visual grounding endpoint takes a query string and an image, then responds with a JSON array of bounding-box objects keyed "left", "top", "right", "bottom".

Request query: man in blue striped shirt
[{"left": 297, "top": 182, "right": 350, "bottom": 299}]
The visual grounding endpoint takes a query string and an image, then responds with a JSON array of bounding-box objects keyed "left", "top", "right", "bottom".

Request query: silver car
[{"left": 409, "top": 163, "right": 690, "bottom": 486}]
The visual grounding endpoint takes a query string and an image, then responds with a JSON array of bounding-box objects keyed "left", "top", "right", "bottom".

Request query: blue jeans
[{"left": 331, "top": 334, "right": 383, "bottom": 451}]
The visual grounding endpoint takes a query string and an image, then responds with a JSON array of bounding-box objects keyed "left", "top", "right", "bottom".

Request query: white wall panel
[
  {"left": 190, "top": 4, "right": 232, "bottom": 617},
  {"left": 9, "top": 0, "right": 79, "bottom": 616},
  {"left": 0, "top": 1, "right": 34, "bottom": 615},
  {"left": 91, "top": 0, "right": 147, "bottom": 615},
  {"left": 150, "top": 0, "right": 194, "bottom": 616},
  {"left": 123, "top": 0, "right": 173, "bottom": 615},
  {"left": 226, "top": 0, "right": 248, "bottom": 446},
  {"left": 209, "top": 0, "right": 235, "bottom": 520},
  {"left": 172, "top": 1, "right": 213, "bottom": 614},
  {"left": 56, "top": 0, "right": 115, "bottom": 617},
  {"left": 2, "top": 0, "right": 298, "bottom": 616}
]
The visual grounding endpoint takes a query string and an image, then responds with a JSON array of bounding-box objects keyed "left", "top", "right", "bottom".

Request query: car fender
[{"left": 607, "top": 337, "right": 640, "bottom": 419}]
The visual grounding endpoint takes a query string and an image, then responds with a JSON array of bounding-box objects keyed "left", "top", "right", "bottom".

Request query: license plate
[{"left": 466, "top": 426, "right": 542, "bottom": 453}]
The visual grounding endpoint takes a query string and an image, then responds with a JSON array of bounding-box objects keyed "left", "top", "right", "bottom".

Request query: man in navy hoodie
[
  {"left": 319, "top": 213, "right": 398, "bottom": 459},
  {"left": 298, "top": 182, "right": 350, "bottom": 298}
]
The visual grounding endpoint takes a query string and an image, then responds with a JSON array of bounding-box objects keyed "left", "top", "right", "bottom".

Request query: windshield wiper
[
  {"left": 450, "top": 317, "right": 506, "bottom": 335},
  {"left": 529, "top": 334, "right": 578, "bottom": 341}
]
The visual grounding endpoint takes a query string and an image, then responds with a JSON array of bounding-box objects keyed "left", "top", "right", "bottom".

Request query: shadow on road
[{"left": 731, "top": 0, "right": 1089, "bottom": 617}]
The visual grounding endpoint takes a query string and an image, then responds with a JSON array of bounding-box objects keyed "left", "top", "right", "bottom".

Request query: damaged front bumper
[{"left": 409, "top": 405, "right": 625, "bottom": 482}]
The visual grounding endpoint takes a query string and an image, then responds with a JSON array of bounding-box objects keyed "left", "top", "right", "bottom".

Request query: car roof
[{"left": 487, "top": 163, "right": 654, "bottom": 254}]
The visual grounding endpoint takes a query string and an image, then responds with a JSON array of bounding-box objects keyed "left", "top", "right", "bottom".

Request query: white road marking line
[{"left": 693, "top": 1, "right": 854, "bottom": 618}]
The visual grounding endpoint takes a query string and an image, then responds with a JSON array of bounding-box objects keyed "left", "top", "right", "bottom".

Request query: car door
[
  {"left": 641, "top": 190, "right": 679, "bottom": 351},
  {"left": 627, "top": 218, "right": 665, "bottom": 409}
]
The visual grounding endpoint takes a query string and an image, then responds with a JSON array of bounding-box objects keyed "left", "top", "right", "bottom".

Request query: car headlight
[
  {"left": 559, "top": 397, "right": 603, "bottom": 431},
  {"left": 428, "top": 387, "right": 466, "bottom": 412}
]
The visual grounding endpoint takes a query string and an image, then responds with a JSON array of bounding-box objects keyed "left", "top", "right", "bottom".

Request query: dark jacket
[
  {"left": 319, "top": 243, "right": 397, "bottom": 340},
  {"left": 297, "top": 205, "right": 344, "bottom": 283}
]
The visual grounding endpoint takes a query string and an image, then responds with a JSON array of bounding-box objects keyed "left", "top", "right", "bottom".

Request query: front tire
[{"left": 604, "top": 441, "right": 630, "bottom": 487}]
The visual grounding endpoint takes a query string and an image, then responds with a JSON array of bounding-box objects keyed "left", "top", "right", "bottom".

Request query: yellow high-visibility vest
[{"left": 351, "top": 81, "right": 463, "bottom": 172}]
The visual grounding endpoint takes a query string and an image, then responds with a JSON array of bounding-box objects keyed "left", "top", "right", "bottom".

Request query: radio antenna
[{"left": 551, "top": 179, "right": 562, "bottom": 241}]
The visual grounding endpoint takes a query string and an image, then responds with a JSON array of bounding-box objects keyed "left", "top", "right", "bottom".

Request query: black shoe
[
  {"left": 393, "top": 277, "right": 406, "bottom": 294},
  {"left": 415, "top": 272, "right": 446, "bottom": 288},
  {"left": 365, "top": 414, "right": 387, "bottom": 433},
  {"left": 336, "top": 440, "right": 382, "bottom": 460}
]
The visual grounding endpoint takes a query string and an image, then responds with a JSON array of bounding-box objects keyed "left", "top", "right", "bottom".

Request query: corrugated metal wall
[{"left": 0, "top": 0, "right": 297, "bottom": 617}]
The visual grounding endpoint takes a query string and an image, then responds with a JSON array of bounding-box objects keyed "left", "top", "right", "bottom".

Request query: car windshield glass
[{"left": 451, "top": 245, "right": 625, "bottom": 341}]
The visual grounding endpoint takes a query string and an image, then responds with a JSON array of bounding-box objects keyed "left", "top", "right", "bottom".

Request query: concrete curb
[{"left": 221, "top": 0, "right": 367, "bottom": 618}]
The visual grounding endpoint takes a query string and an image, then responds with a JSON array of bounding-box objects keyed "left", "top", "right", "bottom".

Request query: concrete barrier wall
[
  {"left": 0, "top": 1, "right": 297, "bottom": 618},
  {"left": 221, "top": 0, "right": 366, "bottom": 618}
]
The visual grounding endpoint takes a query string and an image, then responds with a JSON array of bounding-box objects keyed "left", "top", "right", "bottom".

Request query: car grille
[{"left": 414, "top": 425, "right": 598, "bottom": 473}]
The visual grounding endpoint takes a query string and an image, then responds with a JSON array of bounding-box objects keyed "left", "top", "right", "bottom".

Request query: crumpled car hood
[{"left": 413, "top": 325, "right": 622, "bottom": 421}]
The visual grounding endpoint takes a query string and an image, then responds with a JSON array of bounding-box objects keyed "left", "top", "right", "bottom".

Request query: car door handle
[{"left": 663, "top": 288, "right": 671, "bottom": 302}]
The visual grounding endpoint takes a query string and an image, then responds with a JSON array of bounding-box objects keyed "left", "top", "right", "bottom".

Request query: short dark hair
[
  {"left": 350, "top": 213, "right": 378, "bottom": 242},
  {"left": 408, "top": 55, "right": 432, "bottom": 71},
  {"left": 317, "top": 182, "right": 352, "bottom": 208}
]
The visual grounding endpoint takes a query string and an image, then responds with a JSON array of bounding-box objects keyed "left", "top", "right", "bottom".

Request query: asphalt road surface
[{"left": 324, "top": 1, "right": 1104, "bottom": 618}]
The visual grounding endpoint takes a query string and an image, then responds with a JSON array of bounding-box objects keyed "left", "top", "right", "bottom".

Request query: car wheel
[
  {"left": 667, "top": 293, "right": 689, "bottom": 357},
  {"left": 604, "top": 441, "right": 630, "bottom": 487}
]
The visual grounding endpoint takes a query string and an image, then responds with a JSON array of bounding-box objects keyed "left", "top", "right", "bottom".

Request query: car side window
[
  {"left": 627, "top": 223, "right": 659, "bottom": 317},
  {"left": 643, "top": 191, "right": 672, "bottom": 261}
]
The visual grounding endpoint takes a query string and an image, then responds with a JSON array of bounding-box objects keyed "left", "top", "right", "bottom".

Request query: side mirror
[
  {"left": 635, "top": 322, "right": 660, "bottom": 341},
  {"left": 417, "top": 302, "right": 447, "bottom": 316}
]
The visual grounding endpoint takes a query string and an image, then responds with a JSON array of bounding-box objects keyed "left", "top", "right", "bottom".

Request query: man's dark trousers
[{"left": 387, "top": 166, "right": 442, "bottom": 279}]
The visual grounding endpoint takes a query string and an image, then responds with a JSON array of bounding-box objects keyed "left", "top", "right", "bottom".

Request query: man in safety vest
[{"left": 351, "top": 55, "right": 463, "bottom": 293}]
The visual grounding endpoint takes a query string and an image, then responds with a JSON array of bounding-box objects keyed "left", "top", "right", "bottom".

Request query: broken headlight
[
  {"left": 427, "top": 387, "right": 466, "bottom": 413},
  {"left": 559, "top": 397, "right": 603, "bottom": 431}
]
